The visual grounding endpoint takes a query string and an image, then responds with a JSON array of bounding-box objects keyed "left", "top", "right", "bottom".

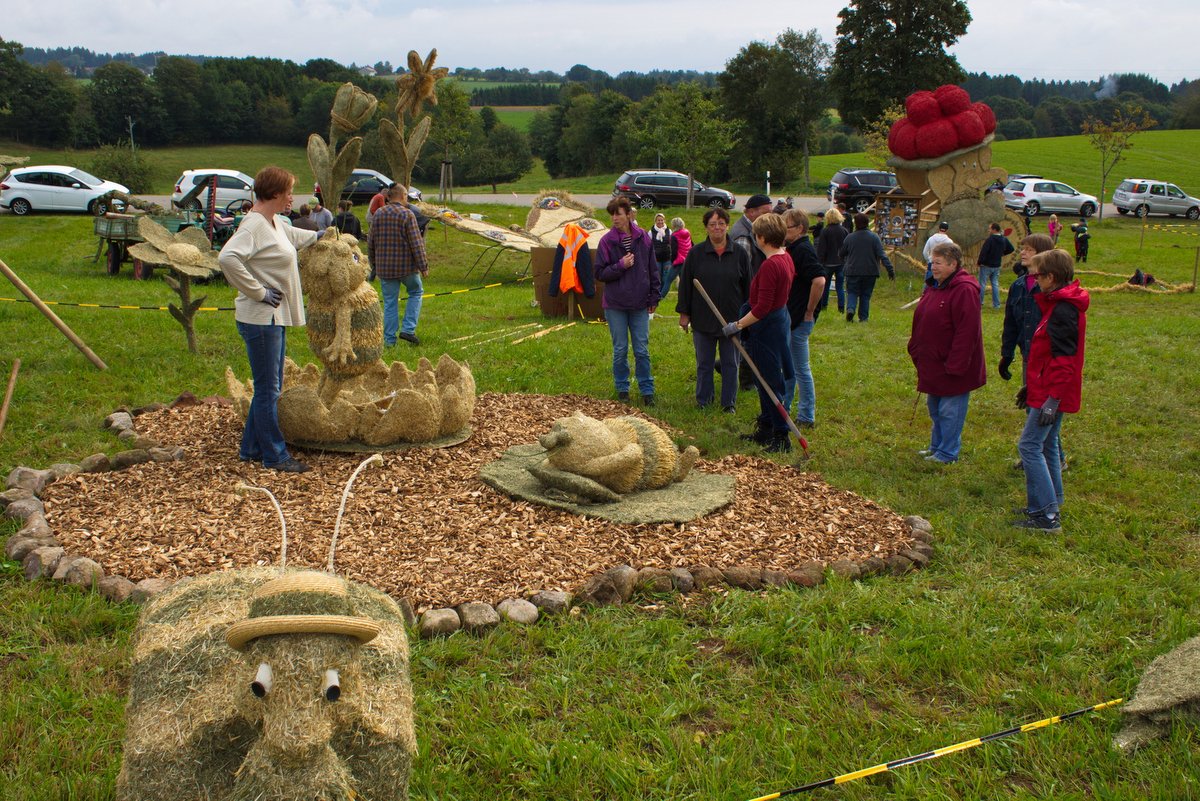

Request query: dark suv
[
  {"left": 314, "top": 169, "right": 422, "bottom": 206},
  {"left": 827, "top": 168, "right": 900, "bottom": 214},
  {"left": 613, "top": 169, "right": 735, "bottom": 210}
]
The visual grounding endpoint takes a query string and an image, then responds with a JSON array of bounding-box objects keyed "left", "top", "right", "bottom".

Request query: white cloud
[{"left": 4, "top": 0, "right": 1197, "bottom": 83}]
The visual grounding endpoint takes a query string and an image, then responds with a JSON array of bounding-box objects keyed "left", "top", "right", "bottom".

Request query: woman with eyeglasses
[{"left": 1012, "top": 249, "right": 1089, "bottom": 534}]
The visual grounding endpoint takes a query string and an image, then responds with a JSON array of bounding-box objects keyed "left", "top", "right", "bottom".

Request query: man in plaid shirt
[{"left": 368, "top": 183, "right": 429, "bottom": 346}]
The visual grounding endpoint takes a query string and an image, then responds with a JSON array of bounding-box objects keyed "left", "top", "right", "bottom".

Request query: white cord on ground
[
  {"left": 328, "top": 454, "right": 384, "bottom": 572},
  {"left": 236, "top": 483, "right": 288, "bottom": 569}
]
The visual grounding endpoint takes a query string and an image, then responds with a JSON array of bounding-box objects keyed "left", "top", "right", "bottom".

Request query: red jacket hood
[{"left": 1036, "top": 279, "right": 1090, "bottom": 316}]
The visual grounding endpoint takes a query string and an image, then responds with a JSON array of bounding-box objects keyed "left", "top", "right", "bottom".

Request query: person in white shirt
[{"left": 218, "top": 166, "right": 319, "bottom": 473}]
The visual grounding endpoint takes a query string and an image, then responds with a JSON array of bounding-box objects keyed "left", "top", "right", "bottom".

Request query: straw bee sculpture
[{"left": 115, "top": 456, "right": 416, "bottom": 801}]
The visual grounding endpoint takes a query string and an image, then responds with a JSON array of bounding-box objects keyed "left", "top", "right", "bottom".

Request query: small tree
[
  {"left": 626, "top": 83, "right": 733, "bottom": 207},
  {"left": 861, "top": 103, "right": 905, "bottom": 170},
  {"left": 1082, "top": 103, "right": 1155, "bottom": 220}
]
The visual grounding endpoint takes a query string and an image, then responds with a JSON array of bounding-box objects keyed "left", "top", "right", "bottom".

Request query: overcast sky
[{"left": 6, "top": 0, "right": 1196, "bottom": 85}]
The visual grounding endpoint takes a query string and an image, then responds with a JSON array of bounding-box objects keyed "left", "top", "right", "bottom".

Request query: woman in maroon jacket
[
  {"left": 723, "top": 213, "right": 794, "bottom": 453},
  {"left": 907, "top": 241, "right": 986, "bottom": 464},
  {"left": 1014, "top": 248, "right": 1089, "bottom": 533}
]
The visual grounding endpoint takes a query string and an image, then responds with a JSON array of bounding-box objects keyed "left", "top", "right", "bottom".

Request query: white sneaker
[{"left": 917, "top": 449, "right": 933, "bottom": 456}]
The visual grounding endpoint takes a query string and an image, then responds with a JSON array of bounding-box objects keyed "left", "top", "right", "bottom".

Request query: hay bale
[{"left": 116, "top": 568, "right": 415, "bottom": 801}]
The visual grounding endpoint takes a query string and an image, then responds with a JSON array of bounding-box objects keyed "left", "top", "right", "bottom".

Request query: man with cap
[
  {"left": 731, "top": 194, "right": 773, "bottom": 277},
  {"left": 729, "top": 194, "right": 773, "bottom": 390},
  {"left": 922, "top": 221, "right": 953, "bottom": 286}
]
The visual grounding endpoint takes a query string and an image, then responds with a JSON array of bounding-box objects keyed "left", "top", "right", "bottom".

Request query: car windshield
[{"left": 68, "top": 168, "right": 103, "bottom": 187}]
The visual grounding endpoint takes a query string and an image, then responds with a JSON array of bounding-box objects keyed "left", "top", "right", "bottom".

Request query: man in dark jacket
[
  {"left": 976, "top": 222, "right": 1014, "bottom": 309},
  {"left": 907, "top": 241, "right": 985, "bottom": 464},
  {"left": 839, "top": 213, "right": 895, "bottom": 322}
]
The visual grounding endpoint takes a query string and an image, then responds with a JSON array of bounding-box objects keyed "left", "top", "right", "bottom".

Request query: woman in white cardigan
[{"left": 218, "top": 166, "right": 318, "bottom": 473}]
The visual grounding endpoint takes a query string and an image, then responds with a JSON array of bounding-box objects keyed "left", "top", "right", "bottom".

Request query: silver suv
[{"left": 1112, "top": 179, "right": 1200, "bottom": 219}]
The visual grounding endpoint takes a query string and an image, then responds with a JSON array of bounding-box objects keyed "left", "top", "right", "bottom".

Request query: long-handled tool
[
  {"left": 691, "top": 279, "right": 809, "bottom": 457},
  {"left": 744, "top": 698, "right": 1123, "bottom": 800}
]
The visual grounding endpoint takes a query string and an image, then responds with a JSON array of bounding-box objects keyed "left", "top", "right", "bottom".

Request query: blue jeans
[
  {"left": 235, "top": 321, "right": 291, "bottom": 467},
  {"left": 658, "top": 259, "right": 678, "bottom": 300},
  {"left": 692, "top": 330, "right": 739, "bottom": 408},
  {"left": 845, "top": 275, "right": 878, "bottom": 321},
  {"left": 979, "top": 266, "right": 1001, "bottom": 308},
  {"left": 1018, "top": 407, "right": 1064, "bottom": 517},
  {"left": 782, "top": 320, "right": 816, "bottom": 423},
  {"left": 925, "top": 392, "right": 971, "bottom": 462},
  {"left": 744, "top": 305, "right": 793, "bottom": 433},
  {"left": 605, "top": 308, "right": 654, "bottom": 395},
  {"left": 381, "top": 273, "right": 424, "bottom": 344},
  {"left": 822, "top": 265, "right": 844, "bottom": 310}
]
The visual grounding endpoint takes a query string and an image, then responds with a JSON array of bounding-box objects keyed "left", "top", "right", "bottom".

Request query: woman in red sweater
[{"left": 723, "top": 213, "right": 794, "bottom": 452}]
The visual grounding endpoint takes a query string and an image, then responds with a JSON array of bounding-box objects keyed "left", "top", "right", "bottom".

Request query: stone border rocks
[
  {"left": 3, "top": 398, "right": 939, "bottom": 639},
  {"left": 1, "top": 395, "right": 202, "bottom": 606}
]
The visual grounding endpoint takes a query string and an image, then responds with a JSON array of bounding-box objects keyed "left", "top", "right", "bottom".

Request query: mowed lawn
[{"left": 1, "top": 198, "right": 1199, "bottom": 799}]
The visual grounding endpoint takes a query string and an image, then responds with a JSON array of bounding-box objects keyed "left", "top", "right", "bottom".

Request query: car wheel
[
  {"left": 708, "top": 198, "right": 726, "bottom": 208},
  {"left": 186, "top": 199, "right": 203, "bottom": 211},
  {"left": 1135, "top": 204, "right": 1149, "bottom": 218},
  {"left": 9, "top": 198, "right": 32, "bottom": 216},
  {"left": 91, "top": 198, "right": 111, "bottom": 216},
  {"left": 106, "top": 243, "right": 123, "bottom": 275},
  {"left": 1188, "top": 207, "right": 1200, "bottom": 221},
  {"left": 1117, "top": 208, "right": 1128, "bottom": 215},
  {"left": 1024, "top": 201, "right": 1040, "bottom": 216},
  {"left": 638, "top": 196, "right": 656, "bottom": 209},
  {"left": 132, "top": 259, "right": 153, "bottom": 281},
  {"left": 1079, "top": 202, "right": 1096, "bottom": 217},
  {"left": 852, "top": 197, "right": 872, "bottom": 214}
]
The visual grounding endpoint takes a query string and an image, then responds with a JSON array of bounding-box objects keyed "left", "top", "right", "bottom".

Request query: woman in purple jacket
[
  {"left": 596, "top": 196, "right": 660, "bottom": 405},
  {"left": 907, "top": 241, "right": 986, "bottom": 464}
]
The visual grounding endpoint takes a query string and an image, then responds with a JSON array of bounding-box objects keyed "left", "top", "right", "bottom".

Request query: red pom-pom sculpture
[{"left": 889, "top": 85, "right": 996, "bottom": 162}]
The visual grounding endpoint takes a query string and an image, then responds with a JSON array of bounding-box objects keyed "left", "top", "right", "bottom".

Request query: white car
[
  {"left": 172, "top": 168, "right": 255, "bottom": 212},
  {"left": 1002, "top": 176, "right": 1097, "bottom": 217},
  {"left": 0, "top": 165, "right": 128, "bottom": 216}
]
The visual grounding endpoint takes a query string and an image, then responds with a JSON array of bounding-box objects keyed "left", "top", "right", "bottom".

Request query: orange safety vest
[{"left": 557, "top": 223, "right": 588, "bottom": 295}]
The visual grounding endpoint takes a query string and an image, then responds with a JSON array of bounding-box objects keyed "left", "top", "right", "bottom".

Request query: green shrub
[{"left": 89, "top": 141, "right": 153, "bottom": 192}]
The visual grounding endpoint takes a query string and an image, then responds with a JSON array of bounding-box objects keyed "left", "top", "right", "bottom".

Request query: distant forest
[{"left": 5, "top": 40, "right": 1199, "bottom": 185}]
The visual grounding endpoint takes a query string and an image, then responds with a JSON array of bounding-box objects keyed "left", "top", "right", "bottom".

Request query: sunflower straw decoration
[{"left": 127, "top": 216, "right": 221, "bottom": 353}]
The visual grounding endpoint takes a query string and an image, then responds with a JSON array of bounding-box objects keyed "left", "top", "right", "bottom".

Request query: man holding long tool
[{"left": 721, "top": 213, "right": 794, "bottom": 453}]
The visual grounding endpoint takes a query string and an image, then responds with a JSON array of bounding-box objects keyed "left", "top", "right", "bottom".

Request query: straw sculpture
[
  {"left": 1114, "top": 635, "right": 1200, "bottom": 753},
  {"left": 308, "top": 83, "right": 377, "bottom": 213},
  {"left": 380, "top": 49, "right": 447, "bottom": 197},
  {"left": 225, "top": 82, "right": 476, "bottom": 451},
  {"left": 127, "top": 216, "right": 222, "bottom": 353},
  {"left": 116, "top": 463, "right": 416, "bottom": 801},
  {"left": 529, "top": 411, "right": 699, "bottom": 502}
]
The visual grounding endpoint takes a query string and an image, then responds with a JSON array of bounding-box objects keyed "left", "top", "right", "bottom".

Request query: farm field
[{"left": 1, "top": 204, "right": 1199, "bottom": 799}]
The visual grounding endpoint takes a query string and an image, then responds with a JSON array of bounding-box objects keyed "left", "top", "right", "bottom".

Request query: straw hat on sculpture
[{"left": 116, "top": 461, "right": 417, "bottom": 801}]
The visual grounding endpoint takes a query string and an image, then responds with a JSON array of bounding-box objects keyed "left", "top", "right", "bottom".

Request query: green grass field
[
  {"left": 1, "top": 204, "right": 1199, "bottom": 798},
  {"left": 491, "top": 106, "right": 542, "bottom": 133},
  {"left": 6, "top": 129, "right": 1198, "bottom": 202}
]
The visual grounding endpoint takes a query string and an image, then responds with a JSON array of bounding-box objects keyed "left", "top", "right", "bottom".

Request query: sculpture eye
[
  {"left": 322, "top": 669, "right": 341, "bottom": 702},
  {"left": 251, "top": 663, "right": 273, "bottom": 698}
]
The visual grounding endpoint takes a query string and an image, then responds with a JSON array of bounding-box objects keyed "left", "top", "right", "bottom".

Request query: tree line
[{"left": 6, "top": 0, "right": 1200, "bottom": 189}]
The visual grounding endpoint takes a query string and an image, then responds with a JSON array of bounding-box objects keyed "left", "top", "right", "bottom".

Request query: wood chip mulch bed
[{"left": 42, "top": 393, "right": 915, "bottom": 611}]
